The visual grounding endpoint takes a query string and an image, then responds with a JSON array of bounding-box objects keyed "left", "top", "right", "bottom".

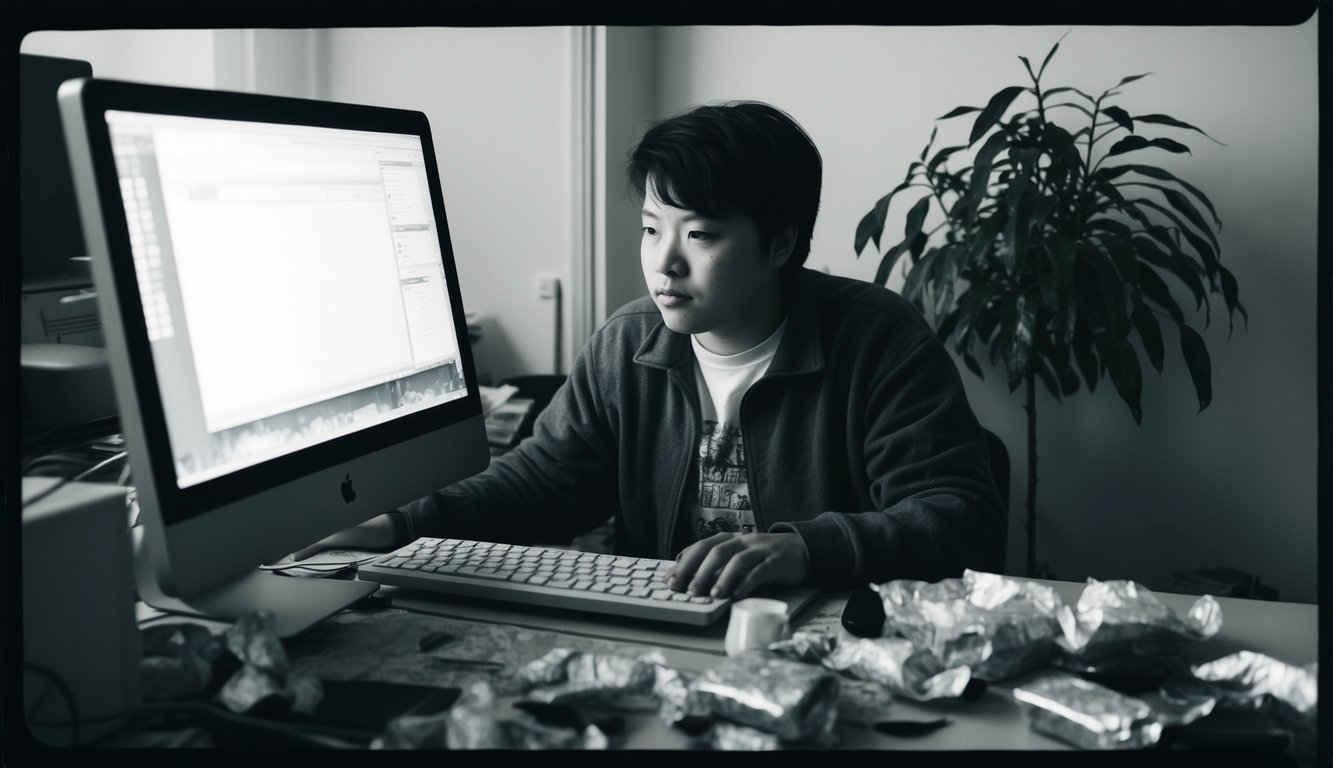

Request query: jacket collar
[{"left": 632, "top": 268, "right": 825, "bottom": 377}]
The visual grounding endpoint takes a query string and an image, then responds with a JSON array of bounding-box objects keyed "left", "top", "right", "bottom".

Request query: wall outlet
[{"left": 536, "top": 275, "right": 560, "bottom": 300}]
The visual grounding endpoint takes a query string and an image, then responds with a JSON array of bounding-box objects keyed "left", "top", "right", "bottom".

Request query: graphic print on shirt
[{"left": 691, "top": 419, "right": 755, "bottom": 538}]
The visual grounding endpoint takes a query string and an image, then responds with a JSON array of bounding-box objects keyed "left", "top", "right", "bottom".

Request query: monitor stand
[{"left": 132, "top": 527, "right": 377, "bottom": 639}]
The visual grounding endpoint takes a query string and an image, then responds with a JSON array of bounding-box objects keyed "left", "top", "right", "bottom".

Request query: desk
[
  {"left": 104, "top": 576, "right": 1316, "bottom": 757},
  {"left": 266, "top": 579, "right": 1314, "bottom": 752}
]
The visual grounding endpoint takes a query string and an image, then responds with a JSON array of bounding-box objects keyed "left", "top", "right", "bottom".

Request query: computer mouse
[{"left": 840, "top": 585, "right": 885, "bottom": 637}]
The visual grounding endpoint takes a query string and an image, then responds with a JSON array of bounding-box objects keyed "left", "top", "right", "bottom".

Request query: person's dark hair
[{"left": 627, "top": 101, "right": 822, "bottom": 281}]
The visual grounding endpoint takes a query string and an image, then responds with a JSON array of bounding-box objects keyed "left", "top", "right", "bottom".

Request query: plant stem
[{"left": 1025, "top": 359, "right": 1038, "bottom": 578}]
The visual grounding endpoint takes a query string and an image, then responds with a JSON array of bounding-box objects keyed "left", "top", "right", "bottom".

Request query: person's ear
[{"left": 766, "top": 224, "right": 797, "bottom": 271}]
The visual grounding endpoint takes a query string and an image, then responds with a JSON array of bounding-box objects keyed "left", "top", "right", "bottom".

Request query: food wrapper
[
  {"left": 215, "top": 611, "right": 323, "bottom": 715},
  {"left": 1012, "top": 674, "right": 1164, "bottom": 749},
  {"left": 516, "top": 648, "right": 666, "bottom": 709},
  {"left": 1160, "top": 651, "right": 1317, "bottom": 759},
  {"left": 1056, "top": 578, "right": 1222, "bottom": 671},
  {"left": 765, "top": 628, "right": 838, "bottom": 664},
  {"left": 374, "top": 677, "right": 609, "bottom": 750},
  {"left": 679, "top": 652, "right": 840, "bottom": 744},
  {"left": 826, "top": 635, "right": 972, "bottom": 701},
  {"left": 875, "top": 569, "right": 1063, "bottom": 680},
  {"left": 141, "top": 622, "right": 224, "bottom": 701},
  {"left": 700, "top": 722, "right": 783, "bottom": 750},
  {"left": 767, "top": 628, "right": 970, "bottom": 702}
]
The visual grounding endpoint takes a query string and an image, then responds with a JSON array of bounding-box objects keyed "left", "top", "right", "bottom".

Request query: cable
[
  {"left": 21, "top": 451, "right": 129, "bottom": 509},
  {"left": 23, "top": 663, "right": 80, "bottom": 747},
  {"left": 259, "top": 554, "right": 384, "bottom": 573}
]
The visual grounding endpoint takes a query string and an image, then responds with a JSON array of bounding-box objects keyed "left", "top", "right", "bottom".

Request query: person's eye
[
  {"left": 688, "top": 230, "right": 713, "bottom": 241},
  {"left": 641, "top": 226, "right": 657, "bottom": 236}
]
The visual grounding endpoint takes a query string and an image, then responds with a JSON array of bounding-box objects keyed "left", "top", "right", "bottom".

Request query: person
[{"left": 295, "top": 100, "right": 1006, "bottom": 599}]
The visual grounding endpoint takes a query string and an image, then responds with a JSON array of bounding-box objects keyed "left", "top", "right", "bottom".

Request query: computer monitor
[
  {"left": 20, "top": 53, "right": 94, "bottom": 294},
  {"left": 58, "top": 77, "right": 491, "bottom": 637}
]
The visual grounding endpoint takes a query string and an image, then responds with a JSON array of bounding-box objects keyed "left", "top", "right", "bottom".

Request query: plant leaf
[
  {"left": 939, "top": 105, "right": 982, "bottom": 120},
  {"left": 1111, "top": 72, "right": 1152, "bottom": 90},
  {"left": 1103, "top": 339, "right": 1143, "bottom": 424},
  {"left": 1131, "top": 235, "right": 1205, "bottom": 312},
  {"left": 1106, "top": 135, "right": 1192, "bottom": 158},
  {"left": 1218, "top": 264, "right": 1248, "bottom": 336},
  {"left": 1073, "top": 321, "right": 1099, "bottom": 393},
  {"left": 1099, "top": 164, "right": 1222, "bottom": 230},
  {"left": 1043, "top": 86, "right": 1096, "bottom": 103},
  {"left": 1178, "top": 323, "right": 1213, "bottom": 412},
  {"left": 970, "top": 86, "right": 1028, "bottom": 146},
  {"left": 1037, "top": 40, "right": 1061, "bottom": 79},
  {"left": 1136, "top": 262, "right": 1186, "bottom": 324},
  {"left": 962, "top": 349, "right": 984, "bottom": 380},
  {"left": 901, "top": 247, "right": 941, "bottom": 306},
  {"left": 1131, "top": 299, "right": 1165, "bottom": 374},
  {"left": 1134, "top": 113, "right": 1225, "bottom": 145},
  {"left": 919, "top": 125, "right": 939, "bottom": 163},
  {"left": 1101, "top": 105, "right": 1134, "bottom": 133}
]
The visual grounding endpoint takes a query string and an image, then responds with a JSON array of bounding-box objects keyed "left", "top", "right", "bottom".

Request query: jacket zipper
[{"left": 665, "top": 367, "right": 699, "bottom": 557}]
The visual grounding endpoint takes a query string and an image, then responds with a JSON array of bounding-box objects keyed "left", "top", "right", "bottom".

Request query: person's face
[{"left": 640, "top": 181, "right": 792, "bottom": 355}]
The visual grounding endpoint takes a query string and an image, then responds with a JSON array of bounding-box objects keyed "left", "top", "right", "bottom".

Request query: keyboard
[{"left": 358, "top": 537, "right": 732, "bottom": 626}]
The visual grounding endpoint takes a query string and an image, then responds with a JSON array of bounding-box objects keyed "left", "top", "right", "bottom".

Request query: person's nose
[{"left": 653, "top": 232, "right": 687, "bottom": 278}]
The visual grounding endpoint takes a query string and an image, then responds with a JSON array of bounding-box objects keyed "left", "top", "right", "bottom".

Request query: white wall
[{"left": 653, "top": 23, "right": 1321, "bottom": 602}]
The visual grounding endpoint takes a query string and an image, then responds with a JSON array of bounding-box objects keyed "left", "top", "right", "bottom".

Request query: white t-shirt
[{"left": 685, "top": 321, "right": 786, "bottom": 541}]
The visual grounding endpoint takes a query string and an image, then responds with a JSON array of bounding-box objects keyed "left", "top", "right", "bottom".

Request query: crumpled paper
[
  {"left": 874, "top": 569, "right": 1064, "bottom": 680},
  {"left": 1055, "top": 578, "right": 1222, "bottom": 673}
]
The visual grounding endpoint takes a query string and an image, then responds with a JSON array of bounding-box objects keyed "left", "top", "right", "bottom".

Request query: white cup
[{"left": 724, "top": 597, "right": 790, "bottom": 657}]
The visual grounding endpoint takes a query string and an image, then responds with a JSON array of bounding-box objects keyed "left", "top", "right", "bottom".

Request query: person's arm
[
  {"left": 773, "top": 331, "right": 1007, "bottom": 587},
  {"left": 395, "top": 344, "right": 619, "bottom": 548}
]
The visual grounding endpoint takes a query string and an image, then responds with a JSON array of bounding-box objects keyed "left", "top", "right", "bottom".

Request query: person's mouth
[{"left": 656, "top": 288, "right": 692, "bottom": 307}]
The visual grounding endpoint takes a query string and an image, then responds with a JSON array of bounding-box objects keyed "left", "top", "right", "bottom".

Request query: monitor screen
[{"left": 59, "top": 78, "right": 491, "bottom": 636}]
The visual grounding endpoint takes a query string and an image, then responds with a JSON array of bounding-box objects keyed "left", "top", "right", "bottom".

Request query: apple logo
[{"left": 340, "top": 473, "right": 357, "bottom": 503}]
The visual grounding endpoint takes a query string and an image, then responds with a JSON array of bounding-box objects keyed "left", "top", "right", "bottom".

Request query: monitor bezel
[{"left": 60, "top": 77, "right": 485, "bottom": 529}]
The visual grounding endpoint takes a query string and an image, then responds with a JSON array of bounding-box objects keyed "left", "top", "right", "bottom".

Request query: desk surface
[{"left": 271, "top": 577, "right": 1316, "bottom": 752}]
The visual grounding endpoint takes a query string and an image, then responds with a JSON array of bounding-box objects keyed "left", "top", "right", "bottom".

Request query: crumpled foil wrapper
[
  {"left": 216, "top": 611, "right": 322, "bottom": 715},
  {"left": 374, "top": 678, "right": 609, "bottom": 750},
  {"left": 516, "top": 648, "right": 667, "bottom": 709},
  {"left": 1055, "top": 578, "right": 1222, "bottom": 672},
  {"left": 768, "top": 629, "right": 971, "bottom": 702},
  {"left": 766, "top": 629, "right": 838, "bottom": 664},
  {"left": 1160, "top": 651, "right": 1317, "bottom": 759},
  {"left": 1012, "top": 674, "right": 1164, "bottom": 749},
  {"left": 678, "top": 652, "right": 841, "bottom": 745},
  {"left": 700, "top": 722, "right": 783, "bottom": 751},
  {"left": 874, "top": 569, "right": 1063, "bottom": 681},
  {"left": 141, "top": 622, "right": 224, "bottom": 701}
]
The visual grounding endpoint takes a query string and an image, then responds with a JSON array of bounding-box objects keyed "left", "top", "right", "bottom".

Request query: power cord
[{"left": 21, "top": 451, "right": 129, "bottom": 508}]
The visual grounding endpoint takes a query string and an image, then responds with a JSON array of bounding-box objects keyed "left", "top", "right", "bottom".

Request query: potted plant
[{"left": 854, "top": 37, "right": 1246, "bottom": 578}]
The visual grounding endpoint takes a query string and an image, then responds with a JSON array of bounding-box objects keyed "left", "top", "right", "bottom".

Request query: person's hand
[
  {"left": 290, "top": 513, "right": 398, "bottom": 561},
  {"left": 664, "top": 532, "right": 809, "bottom": 600}
]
